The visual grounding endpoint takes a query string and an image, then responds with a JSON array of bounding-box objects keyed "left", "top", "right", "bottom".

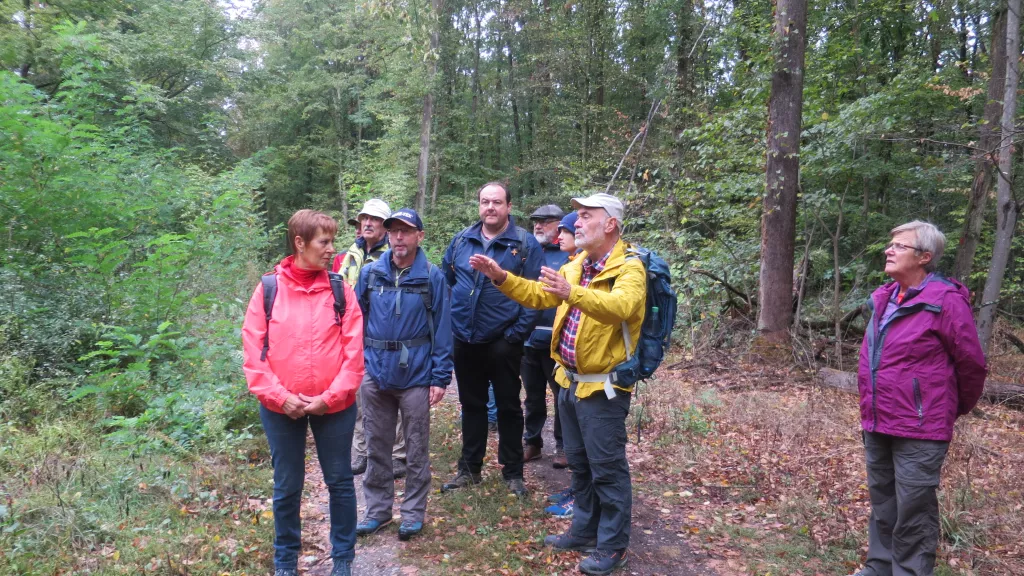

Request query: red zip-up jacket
[{"left": 242, "top": 256, "right": 364, "bottom": 414}]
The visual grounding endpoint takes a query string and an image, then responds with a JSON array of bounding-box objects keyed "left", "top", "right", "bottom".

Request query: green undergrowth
[{"left": 0, "top": 418, "right": 274, "bottom": 575}]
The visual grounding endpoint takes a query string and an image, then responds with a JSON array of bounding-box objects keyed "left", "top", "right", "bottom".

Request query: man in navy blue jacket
[
  {"left": 441, "top": 182, "right": 543, "bottom": 496},
  {"left": 522, "top": 204, "right": 569, "bottom": 465},
  {"left": 354, "top": 208, "right": 454, "bottom": 541}
]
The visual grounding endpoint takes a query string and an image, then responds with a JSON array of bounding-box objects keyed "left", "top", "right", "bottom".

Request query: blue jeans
[
  {"left": 260, "top": 404, "right": 357, "bottom": 570},
  {"left": 487, "top": 384, "right": 498, "bottom": 423}
]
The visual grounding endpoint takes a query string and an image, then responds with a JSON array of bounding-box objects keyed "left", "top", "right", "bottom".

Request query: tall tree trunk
[
  {"left": 670, "top": 0, "right": 694, "bottom": 179},
  {"left": 977, "top": 0, "right": 1022, "bottom": 353},
  {"left": 416, "top": 0, "right": 443, "bottom": 214},
  {"left": 952, "top": 8, "right": 1006, "bottom": 281},
  {"left": 757, "top": 0, "right": 808, "bottom": 341}
]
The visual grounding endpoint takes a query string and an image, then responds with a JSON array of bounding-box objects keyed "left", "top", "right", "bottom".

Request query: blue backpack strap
[
  {"left": 328, "top": 271, "right": 347, "bottom": 324},
  {"left": 260, "top": 273, "right": 278, "bottom": 362}
]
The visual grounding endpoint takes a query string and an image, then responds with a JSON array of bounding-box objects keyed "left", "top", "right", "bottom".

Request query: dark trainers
[
  {"left": 274, "top": 570, "right": 298, "bottom": 576},
  {"left": 398, "top": 520, "right": 423, "bottom": 541},
  {"left": 507, "top": 478, "right": 528, "bottom": 497},
  {"left": 393, "top": 458, "right": 407, "bottom": 479},
  {"left": 355, "top": 516, "right": 392, "bottom": 536},
  {"left": 552, "top": 450, "right": 568, "bottom": 469},
  {"left": 543, "top": 532, "right": 597, "bottom": 552},
  {"left": 329, "top": 560, "right": 352, "bottom": 576},
  {"left": 351, "top": 455, "right": 367, "bottom": 475},
  {"left": 578, "top": 549, "right": 628, "bottom": 575},
  {"left": 441, "top": 471, "right": 481, "bottom": 492},
  {"left": 547, "top": 486, "right": 573, "bottom": 503}
]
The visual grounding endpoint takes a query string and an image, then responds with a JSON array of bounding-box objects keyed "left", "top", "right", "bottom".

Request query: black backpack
[{"left": 259, "top": 271, "right": 347, "bottom": 361}]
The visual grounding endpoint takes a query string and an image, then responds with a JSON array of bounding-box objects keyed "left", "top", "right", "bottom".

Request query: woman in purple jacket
[{"left": 852, "top": 221, "right": 986, "bottom": 576}]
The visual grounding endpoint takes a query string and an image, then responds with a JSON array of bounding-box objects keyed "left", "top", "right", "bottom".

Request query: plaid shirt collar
[{"left": 580, "top": 250, "right": 611, "bottom": 283}]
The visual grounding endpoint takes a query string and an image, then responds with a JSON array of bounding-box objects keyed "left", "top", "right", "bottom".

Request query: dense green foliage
[{"left": 2, "top": 0, "right": 1023, "bottom": 571}]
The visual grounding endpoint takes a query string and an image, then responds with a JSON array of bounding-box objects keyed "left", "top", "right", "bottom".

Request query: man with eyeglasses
[{"left": 441, "top": 182, "right": 543, "bottom": 497}]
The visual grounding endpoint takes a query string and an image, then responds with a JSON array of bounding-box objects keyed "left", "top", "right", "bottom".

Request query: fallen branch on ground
[{"left": 818, "top": 368, "right": 1024, "bottom": 406}]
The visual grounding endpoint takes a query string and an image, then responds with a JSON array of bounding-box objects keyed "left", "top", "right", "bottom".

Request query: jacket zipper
[{"left": 913, "top": 378, "right": 923, "bottom": 426}]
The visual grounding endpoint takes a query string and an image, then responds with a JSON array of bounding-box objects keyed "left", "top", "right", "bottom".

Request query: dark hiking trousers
[
  {"left": 522, "top": 345, "right": 561, "bottom": 450},
  {"left": 454, "top": 338, "right": 525, "bottom": 480},
  {"left": 360, "top": 374, "right": 432, "bottom": 524},
  {"left": 559, "top": 380, "right": 631, "bottom": 551},
  {"left": 862, "top": 431, "right": 949, "bottom": 576}
]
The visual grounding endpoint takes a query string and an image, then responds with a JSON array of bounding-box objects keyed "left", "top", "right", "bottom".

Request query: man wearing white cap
[
  {"left": 333, "top": 198, "right": 407, "bottom": 478},
  {"left": 469, "top": 192, "right": 644, "bottom": 575}
]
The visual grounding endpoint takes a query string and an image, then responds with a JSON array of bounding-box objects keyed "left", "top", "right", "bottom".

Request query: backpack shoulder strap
[
  {"left": 360, "top": 269, "right": 381, "bottom": 321},
  {"left": 260, "top": 274, "right": 278, "bottom": 361},
  {"left": 327, "top": 271, "right": 346, "bottom": 324}
]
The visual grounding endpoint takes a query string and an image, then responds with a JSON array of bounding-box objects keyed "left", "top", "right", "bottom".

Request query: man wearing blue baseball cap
[{"left": 354, "top": 208, "right": 454, "bottom": 541}]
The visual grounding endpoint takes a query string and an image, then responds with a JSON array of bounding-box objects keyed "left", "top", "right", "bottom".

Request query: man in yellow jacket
[{"left": 469, "top": 192, "right": 644, "bottom": 576}]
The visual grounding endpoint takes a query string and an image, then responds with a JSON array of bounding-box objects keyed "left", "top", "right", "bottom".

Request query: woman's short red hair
[{"left": 287, "top": 209, "right": 338, "bottom": 254}]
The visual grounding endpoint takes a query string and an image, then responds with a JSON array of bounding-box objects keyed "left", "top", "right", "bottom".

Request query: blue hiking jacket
[
  {"left": 442, "top": 216, "right": 543, "bottom": 344},
  {"left": 356, "top": 248, "right": 454, "bottom": 390},
  {"left": 525, "top": 241, "right": 569, "bottom": 349}
]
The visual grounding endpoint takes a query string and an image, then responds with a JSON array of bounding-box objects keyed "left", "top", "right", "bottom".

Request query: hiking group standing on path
[{"left": 241, "top": 184, "right": 987, "bottom": 576}]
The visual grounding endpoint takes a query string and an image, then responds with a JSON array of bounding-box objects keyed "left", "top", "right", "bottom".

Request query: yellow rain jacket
[
  {"left": 333, "top": 237, "right": 389, "bottom": 285},
  {"left": 496, "top": 239, "right": 646, "bottom": 399}
]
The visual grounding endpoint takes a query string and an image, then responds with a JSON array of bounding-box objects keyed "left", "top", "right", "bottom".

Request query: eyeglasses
[{"left": 885, "top": 242, "right": 924, "bottom": 253}]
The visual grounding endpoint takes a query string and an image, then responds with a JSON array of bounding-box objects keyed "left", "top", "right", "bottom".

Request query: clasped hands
[
  {"left": 283, "top": 386, "right": 446, "bottom": 419},
  {"left": 468, "top": 254, "right": 571, "bottom": 300}
]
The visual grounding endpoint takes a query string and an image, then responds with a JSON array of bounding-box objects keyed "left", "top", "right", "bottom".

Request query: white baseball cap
[
  {"left": 356, "top": 199, "right": 391, "bottom": 221},
  {"left": 570, "top": 193, "right": 624, "bottom": 222}
]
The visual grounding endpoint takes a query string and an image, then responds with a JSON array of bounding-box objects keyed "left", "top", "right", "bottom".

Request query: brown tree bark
[
  {"left": 415, "top": 0, "right": 443, "bottom": 213},
  {"left": 952, "top": 8, "right": 1006, "bottom": 282},
  {"left": 977, "top": 0, "right": 1022, "bottom": 353},
  {"left": 757, "top": 0, "right": 808, "bottom": 341}
]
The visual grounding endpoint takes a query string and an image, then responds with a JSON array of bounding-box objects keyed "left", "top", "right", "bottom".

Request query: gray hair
[{"left": 890, "top": 220, "right": 945, "bottom": 272}]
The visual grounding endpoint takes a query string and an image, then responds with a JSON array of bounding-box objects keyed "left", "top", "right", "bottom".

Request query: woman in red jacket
[{"left": 242, "top": 209, "right": 364, "bottom": 576}]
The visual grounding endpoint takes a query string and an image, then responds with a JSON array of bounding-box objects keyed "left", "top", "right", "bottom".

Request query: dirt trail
[{"left": 293, "top": 386, "right": 715, "bottom": 575}]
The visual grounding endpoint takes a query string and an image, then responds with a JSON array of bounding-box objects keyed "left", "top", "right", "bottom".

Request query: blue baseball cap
[
  {"left": 383, "top": 208, "right": 424, "bottom": 231},
  {"left": 558, "top": 211, "right": 578, "bottom": 232}
]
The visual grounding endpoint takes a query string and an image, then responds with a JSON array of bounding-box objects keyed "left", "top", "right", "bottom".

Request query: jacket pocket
[{"left": 913, "top": 378, "right": 923, "bottom": 426}]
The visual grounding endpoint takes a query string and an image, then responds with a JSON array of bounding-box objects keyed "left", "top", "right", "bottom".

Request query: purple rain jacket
[{"left": 857, "top": 274, "right": 987, "bottom": 442}]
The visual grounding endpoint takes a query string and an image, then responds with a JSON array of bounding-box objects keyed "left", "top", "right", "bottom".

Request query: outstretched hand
[
  {"left": 540, "top": 266, "right": 570, "bottom": 300},
  {"left": 469, "top": 254, "right": 508, "bottom": 285}
]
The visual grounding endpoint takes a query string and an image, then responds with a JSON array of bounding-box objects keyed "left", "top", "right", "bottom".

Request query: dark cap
[
  {"left": 347, "top": 218, "right": 359, "bottom": 227},
  {"left": 529, "top": 204, "right": 566, "bottom": 221},
  {"left": 383, "top": 208, "right": 424, "bottom": 231}
]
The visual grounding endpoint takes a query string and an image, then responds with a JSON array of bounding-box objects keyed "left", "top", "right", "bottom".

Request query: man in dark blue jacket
[
  {"left": 441, "top": 182, "right": 543, "bottom": 496},
  {"left": 522, "top": 204, "right": 569, "bottom": 465},
  {"left": 354, "top": 208, "right": 453, "bottom": 541}
]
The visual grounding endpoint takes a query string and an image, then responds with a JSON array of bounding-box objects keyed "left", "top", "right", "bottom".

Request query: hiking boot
[
  {"left": 393, "top": 458, "right": 407, "bottom": 479},
  {"left": 544, "top": 495, "right": 574, "bottom": 518},
  {"left": 440, "top": 471, "right": 481, "bottom": 492},
  {"left": 355, "top": 516, "right": 392, "bottom": 536},
  {"left": 351, "top": 455, "right": 367, "bottom": 475},
  {"left": 578, "top": 549, "right": 628, "bottom": 575},
  {"left": 543, "top": 532, "right": 597, "bottom": 552},
  {"left": 547, "top": 487, "right": 573, "bottom": 503},
  {"left": 507, "top": 478, "right": 528, "bottom": 497},
  {"left": 274, "top": 570, "right": 298, "bottom": 576},
  {"left": 523, "top": 444, "right": 542, "bottom": 462},
  {"left": 398, "top": 520, "right": 423, "bottom": 541},
  {"left": 552, "top": 450, "right": 568, "bottom": 469},
  {"left": 488, "top": 421, "right": 498, "bottom": 433},
  {"left": 329, "top": 560, "right": 352, "bottom": 576}
]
